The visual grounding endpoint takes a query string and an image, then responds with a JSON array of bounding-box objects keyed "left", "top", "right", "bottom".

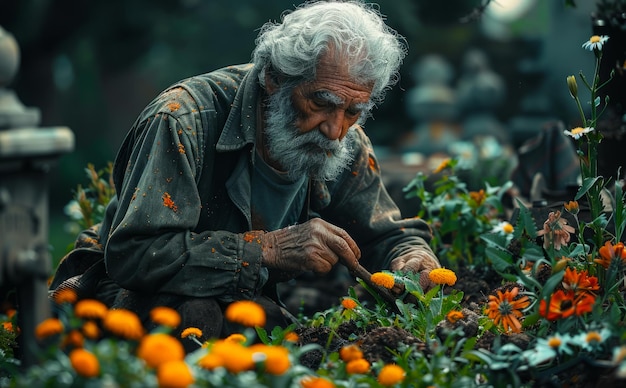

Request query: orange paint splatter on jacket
[
  {"left": 162, "top": 192, "right": 178, "bottom": 212},
  {"left": 368, "top": 156, "right": 377, "bottom": 171}
]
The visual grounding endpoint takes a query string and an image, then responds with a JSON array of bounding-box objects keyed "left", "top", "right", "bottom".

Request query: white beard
[{"left": 263, "top": 83, "right": 356, "bottom": 181}]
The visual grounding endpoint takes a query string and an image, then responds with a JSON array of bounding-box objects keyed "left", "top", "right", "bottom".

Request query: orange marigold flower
[
  {"left": 102, "top": 309, "right": 144, "bottom": 340},
  {"left": 206, "top": 339, "right": 255, "bottom": 373},
  {"left": 486, "top": 287, "right": 530, "bottom": 333},
  {"left": 370, "top": 272, "right": 395, "bottom": 289},
  {"left": 157, "top": 360, "right": 194, "bottom": 388},
  {"left": 35, "top": 318, "right": 64, "bottom": 340},
  {"left": 284, "top": 331, "right": 299, "bottom": 343},
  {"left": 446, "top": 310, "right": 464, "bottom": 324},
  {"left": 469, "top": 189, "right": 487, "bottom": 206},
  {"left": 180, "top": 327, "right": 203, "bottom": 339},
  {"left": 225, "top": 333, "right": 247, "bottom": 343},
  {"left": 595, "top": 241, "right": 626, "bottom": 269},
  {"left": 564, "top": 200, "right": 579, "bottom": 215},
  {"left": 74, "top": 299, "right": 108, "bottom": 320},
  {"left": 346, "top": 358, "right": 370, "bottom": 374},
  {"left": 53, "top": 289, "right": 78, "bottom": 305},
  {"left": 150, "top": 306, "right": 181, "bottom": 329},
  {"left": 341, "top": 297, "right": 358, "bottom": 310},
  {"left": 428, "top": 268, "right": 457, "bottom": 286},
  {"left": 224, "top": 300, "right": 266, "bottom": 327},
  {"left": 300, "top": 376, "right": 335, "bottom": 388},
  {"left": 378, "top": 364, "right": 405, "bottom": 386},
  {"left": 339, "top": 344, "right": 363, "bottom": 362},
  {"left": 536, "top": 210, "right": 575, "bottom": 250},
  {"left": 63, "top": 329, "right": 85, "bottom": 349},
  {"left": 250, "top": 344, "right": 291, "bottom": 375},
  {"left": 539, "top": 290, "right": 596, "bottom": 321},
  {"left": 69, "top": 348, "right": 100, "bottom": 378},
  {"left": 3, "top": 321, "right": 15, "bottom": 333},
  {"left": 197, "top": 353, "right": 222, "bottom": 370},
  {"left": 562, "top": 267, "right": 599, "bottom": 295},
  {"left": 82, "top": 321, "right": 100, "bottom": 340},
  {"left": 137, "top": 333, "right": 185, "bottom": 369}
]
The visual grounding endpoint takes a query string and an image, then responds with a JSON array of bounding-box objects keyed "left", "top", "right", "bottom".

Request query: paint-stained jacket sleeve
[
  {"left": 103, "top": 85, "right": 267, "bottom": 303},
  {"left": 316, "top": 127, "right": 438, "bottom": 272}
]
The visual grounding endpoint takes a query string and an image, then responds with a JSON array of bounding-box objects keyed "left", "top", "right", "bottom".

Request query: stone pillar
[{"left": 0, "top": 25, "right": 74, "bottom": 367}]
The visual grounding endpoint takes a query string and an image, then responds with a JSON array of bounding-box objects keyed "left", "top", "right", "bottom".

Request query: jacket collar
[{"left": 216, "top": 64, "right": 262, "bottom": 152}]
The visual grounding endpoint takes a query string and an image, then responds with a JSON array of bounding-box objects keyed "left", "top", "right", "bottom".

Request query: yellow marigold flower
[
  {"left": 341, "top": 297, "right": 358, "bottom": 310},
  {"left": 428, "top": 268, "right": 457, "bottom": 286},
  {"left": 346, "top": 358, "right": 370, "bottom": 374},
  {"left": 74, "top": 299, "right": 108, "bottom": 320},
  {"left": 35, "top": 318, "right": 64, "bottom": 340},
  {"left": 300, "top": 376, "right": 335, "bottom": 388},
  {"left": 446, "top": 310, "right": 464, "bottom": 324},
  {"left": 103, "top": 309, "right": 144, "bottom": 340},
  {"left": 378, "top": 364, "right": 405, "bottom": 386},
  {"left": 157, "top": 360, "right": 194, "bottom": 388},
  {"left": 284, "top": 331, "right": 299, "bottom": 343},
  {"left": 370, "top": 272, "right": 395, "bottom": 289},
  {"left": 63, "top": 329, "right": 84, "bottom": 349},
  {"left": 137, "top": 333, "right": 185, "bottom": 369},
  {"left": 180, "top": 327, "right": 203, "bottom": 339},
  {"left": 53, "top": 289, "right": 78, "bottom": 305},
  {"left": 224, "top": 300, "right": 266, "bottom": 327},
  {"left": 82, "top": 321, "right": 100, "bottom": 340},
  {"left": 339, "top": 344, "right": 363, "bottom": 362},
  {"left": 69, "top": 348, "right": 100, "bottom": 378},
  {"left": 225, "top": 333, "right": 247, "bottom": 343},
  {"left": 250, "top": 344, "right": 291, "bottom": 375},
  {"left": 150, "top": 306, "right": 181, "bottom": 329}
]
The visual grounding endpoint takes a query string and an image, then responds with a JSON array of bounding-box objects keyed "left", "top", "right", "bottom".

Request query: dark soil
[{"left": 287, "top": 263, "right": 623, "bottom": 386}]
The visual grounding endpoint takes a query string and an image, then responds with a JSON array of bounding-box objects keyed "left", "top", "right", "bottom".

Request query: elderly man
[{"left": 50, "top": 0, "right": 440, "bottom": 347}]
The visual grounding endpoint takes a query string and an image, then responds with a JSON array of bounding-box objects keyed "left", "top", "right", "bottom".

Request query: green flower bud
[{"left": 567, "top": 75, "right": 578, "bottom": 99}]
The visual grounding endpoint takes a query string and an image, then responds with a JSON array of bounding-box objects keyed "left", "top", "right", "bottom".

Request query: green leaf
[
  {"left": 485, "top": 246, "right": 513, "bottom": 273},
  {"left": 575, "top": 177, "right": 601, "bottom": 200}
]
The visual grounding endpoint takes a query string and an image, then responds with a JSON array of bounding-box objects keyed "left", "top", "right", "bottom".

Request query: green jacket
[{"left": 94, "top": 64, "right": 435, "bottom": 304}]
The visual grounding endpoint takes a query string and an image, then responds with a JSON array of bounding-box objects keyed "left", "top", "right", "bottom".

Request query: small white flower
[
  {"left": 524, "top": 333, "right": 574, "bottom": 367},
  {"left": 571, "top": 327, "right": 611, "bottom": 352},
  {"left": 492, "top": 221, "right": 514, "bottom": 235},
  {"left": 563, "top": 126, "right": 594, "bottom": 139},
  {"left": 582, "top": 35, "right": 609, "bottom": 51}
]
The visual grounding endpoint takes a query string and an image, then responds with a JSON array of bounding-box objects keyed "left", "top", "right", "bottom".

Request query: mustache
[{"left": 292, "top": 129, "right": 344, "bottom": 154}]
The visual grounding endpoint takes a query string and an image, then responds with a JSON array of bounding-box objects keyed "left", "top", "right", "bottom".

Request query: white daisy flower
[
  {"left": 492, "top": 221, "right": 514, "bottom": 235},
  {"left": 582, "top": 35, "right": 609, "bottom": 51},
  {"left": 563, "top": 126, "right": 594, "bottom": 139}
]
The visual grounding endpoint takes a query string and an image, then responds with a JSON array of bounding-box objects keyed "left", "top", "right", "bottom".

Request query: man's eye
[
  {"left": 312, "top": 99, "right": 328, "bottom": 108},
  {"left": 346, "top": 108, "right": 361, "bottom": 117}
]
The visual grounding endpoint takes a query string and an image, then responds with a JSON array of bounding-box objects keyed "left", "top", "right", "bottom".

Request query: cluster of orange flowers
[
  {"left": 539, "top": 267, "right": 598, "bottom": 321},
  {"left": 339, "top": 344, "right": 405, "bottom": 386}
]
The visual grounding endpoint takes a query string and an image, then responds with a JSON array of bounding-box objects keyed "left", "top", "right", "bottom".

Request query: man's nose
[{"left": 319, "top": 111, "right": 346, "bottom": 141}]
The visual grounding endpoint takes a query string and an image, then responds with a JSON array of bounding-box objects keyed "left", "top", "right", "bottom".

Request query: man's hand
[
  {"left": 390, "top": 251, "right": 441, "bottom": 291},
  {"left": 260, "top": 218, "right": 361, "bottom": 274}
]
